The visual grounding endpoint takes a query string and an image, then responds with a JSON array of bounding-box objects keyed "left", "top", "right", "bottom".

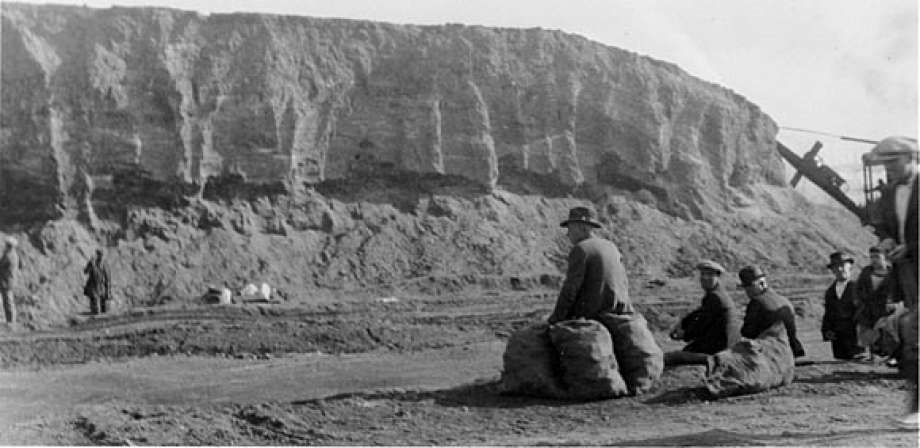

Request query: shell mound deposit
[{"left": 1, "top": 3, "right": 873, "bottom": 328}]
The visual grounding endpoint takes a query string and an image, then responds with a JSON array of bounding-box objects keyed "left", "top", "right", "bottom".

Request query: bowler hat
[
  {"left": 560, "top": 206, "right": 602, "bottom": 228},
  {"left": 738, "top": 265, "right": 766, "bottom": 287},
  {"left": 696, "top": 259, "right": 725, "bottom": 274},
  {"left": 826, "top": 251, "right": 855, "bottom": 269}
]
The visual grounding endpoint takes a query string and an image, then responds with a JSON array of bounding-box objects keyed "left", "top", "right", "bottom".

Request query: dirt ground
[{"left": 0, "top": 280, "right": 917, "bottom": 446}]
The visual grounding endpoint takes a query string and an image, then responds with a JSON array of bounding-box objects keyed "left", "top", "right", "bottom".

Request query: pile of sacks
[
  {"left": 501, "top": 313, "right": 663, "bottom": 400},
  {"left": 704, "top": 321, "right": 794, "bottom": 398}
]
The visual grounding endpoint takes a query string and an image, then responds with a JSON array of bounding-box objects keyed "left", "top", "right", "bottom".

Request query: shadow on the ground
[
  {"left": 795, "top": 369, "right": 903, "bottom": 384},
  {"left": 610, "top": 427, "right": 912, "bottom": 446},
  {"left": 642, "top": 386, "right": 709, "bottom": 405},
  {"left": 294, "top": 379, "right": 617, "bottom": 409}
]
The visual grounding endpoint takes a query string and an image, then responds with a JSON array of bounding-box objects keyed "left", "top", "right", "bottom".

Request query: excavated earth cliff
[{"left": 0, "top": 3, "right": 874, "bottom": 328}]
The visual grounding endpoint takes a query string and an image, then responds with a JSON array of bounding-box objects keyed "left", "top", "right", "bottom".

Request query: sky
[{"left": 5, "top": 0, "right": 919, "bottom": 202}]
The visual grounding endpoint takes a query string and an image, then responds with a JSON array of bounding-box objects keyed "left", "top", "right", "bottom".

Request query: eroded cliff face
[{"left": 1, "top": 3, "right": 781, "bottom": 222}]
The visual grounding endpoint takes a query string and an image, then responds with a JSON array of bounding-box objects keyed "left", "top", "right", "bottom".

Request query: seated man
[
  {"left": 738, "top": 266, "right": 805, "bottom": 358},
  {"left": 665, "top": 260, "right": 741, "bottom": 368},
  {"left": 854, "top": 246, "right": 892, "bottom": 361},
  {"left": 547, "top": 206, "right": 633, "bottom": 324}
]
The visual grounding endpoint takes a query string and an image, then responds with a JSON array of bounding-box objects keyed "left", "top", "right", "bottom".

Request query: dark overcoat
[{"left": 548, "top": 237, "right": 633, "bottom": 323}]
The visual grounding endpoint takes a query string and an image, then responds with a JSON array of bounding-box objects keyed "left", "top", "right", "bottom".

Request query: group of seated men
[
  {"left": 546, "top": 205, "right": 805, "bottom": 371},
  {"left": 664, "top": 260, "right": 804, "bottom": 370}
]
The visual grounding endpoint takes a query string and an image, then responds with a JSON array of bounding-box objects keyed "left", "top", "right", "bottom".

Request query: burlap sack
[
  {"left": 704, "top": 321, "right": 794, "bottom": 398},
  {"left": 598, "top": 312, "right": 664, "bottom": 395},
  {"left": 500, "top": 323, "right": 565, "bottom": 398},
  {"left": 549, "top": 319, "right": 628, "bottom": 400}
]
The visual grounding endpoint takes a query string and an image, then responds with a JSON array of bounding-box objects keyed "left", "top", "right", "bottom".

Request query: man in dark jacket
[
  {"left": 665, "top": 260, "right": 741, "bottom": 368},
  {"left": 738, "top": 266, "right": 805, "bottom": 358},
  {"left": 869, "top": 137, "right": 918, "bottom": 428},
  {"left": 854, "top": 246, "right": 892, "bottom": 360},
  {"left": 0, "top": 237, "right": 20, "bottom": 324},
  {"left": 821, "top": 251, "right": 863, "bottom": 360},
  {"left": 83, "top": 249, "right": 111, "bottom": 315},
  {"left": 547, "top": 207, "right": 633, "bottom": 324}
]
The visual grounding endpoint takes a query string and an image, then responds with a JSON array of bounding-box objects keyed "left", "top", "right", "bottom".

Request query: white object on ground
[
  {"left": 219, "top": 288, "right": 232, "bottom": 305},
  {"left": 240, "top": 283, "right": 258, "bottom": 296},
  {"left": 260, "top": 283, "right": 271, "bottom": 301}
]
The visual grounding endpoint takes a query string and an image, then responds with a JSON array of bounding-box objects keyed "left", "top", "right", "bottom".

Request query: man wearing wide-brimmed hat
[
  {"left": 821, "top": 251, "right": 863, "bottom": 360},
  {"left": 738, "top": 265, "right": 805, "bottom": 358},
  {"left": 547, "top": 206, "right": 633, "bottom": 324},
  {"left": 0, "top": 237, "right": 20, "bottom": 324}
]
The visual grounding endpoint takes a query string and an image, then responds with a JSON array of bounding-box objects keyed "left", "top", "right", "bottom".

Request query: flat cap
[
  {"left": 696, "top": 259, "right": 725, "bottom": 274},
  {"left": 871, "top": 136, "right": 918, "bottom": 156}
]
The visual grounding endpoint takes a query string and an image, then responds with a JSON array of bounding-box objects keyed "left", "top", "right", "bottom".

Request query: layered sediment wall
[{"left": 1, "top": 3, "right": 781, "bottom": 223}]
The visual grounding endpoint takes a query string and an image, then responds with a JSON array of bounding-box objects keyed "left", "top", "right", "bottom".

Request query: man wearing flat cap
[
  {"left": 665, "top": 260, "right": 741, "bottom": 368},
  {"left": 869, "top": 137, "right": 918, "bottom": 427},
  {"left": 821, "top": 251, "right": 863, "bottom": 360},
  {"left": 547, "top": 206, "right": 633, "bottom": 324},
  {"left": 0, "top": 237, "right": 20, "bottom": 324},
  {"left": 738, "top": 265, "right": 805, "bottom": 357}
]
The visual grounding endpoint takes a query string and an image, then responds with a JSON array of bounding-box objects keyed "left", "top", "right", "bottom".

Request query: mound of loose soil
[{"left": 0, "top": 178, "right": 874, "bottom": 330}]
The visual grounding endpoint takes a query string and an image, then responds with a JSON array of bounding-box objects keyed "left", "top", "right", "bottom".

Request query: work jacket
[
  {"left": 680, "top": 285, "right": 741, "bottom": 355},
  {"left": 548, "top": 237, "right": 633, "bottom": 324},
  {"left": 741, "top": 288, "right": 805, "bottom": 357},
  {"left": 854, "top": 266, "right": 892, "bottom": 327}
]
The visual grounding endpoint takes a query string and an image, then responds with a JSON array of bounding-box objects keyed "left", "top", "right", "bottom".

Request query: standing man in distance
[
  {"left": 547, "top": 206, "right": 633, "bottom": 324},
  {"left": 738, "top": 266, "right": 805, "bottom": 358},
  {"left": 0, "top": 237, "right": 20, "bottom": 324},
  {"left": 83, "top": 249, "right": 111, "bottom": 315},
  {"left": 821, "top": 251, "right": 863, "bottom": 360}
]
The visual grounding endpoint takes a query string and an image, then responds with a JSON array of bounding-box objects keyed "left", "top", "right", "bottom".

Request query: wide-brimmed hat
[
  {"left": 826, "top": 251, "right": 855, "bottom": 268},
  {"left": 696, "top": 259, "right": 725, "bottom": 274},
  {"left": 738, "top": 265, "right": 766, "bottom": 288},
  {"left": 560, "top": 206, "right": 602, "bottom": 228}
]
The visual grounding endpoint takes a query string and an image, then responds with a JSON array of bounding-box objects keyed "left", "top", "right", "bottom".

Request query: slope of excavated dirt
[{"left": 0, "top": 180, "right": 874, "bottom": 330}]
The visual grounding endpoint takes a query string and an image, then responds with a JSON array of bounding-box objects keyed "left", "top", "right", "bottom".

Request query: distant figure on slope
[
  {"left": 83, "top": 249, "right": 111, "bottom": 315},
  {"left": 665, "top": 259, "right": 741, "bottom": 369},
  {"left": 547, "top": 207, "right": 633, "bottom": 324},
  {"left": 821, "top": 251, "right": 864, "bottom": 360},
  {"left": 738, "top": 266, "right": 805, "bottom": 358},
  {"left": 0, "top": 237, "right": 20, "bottom": 324}
]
